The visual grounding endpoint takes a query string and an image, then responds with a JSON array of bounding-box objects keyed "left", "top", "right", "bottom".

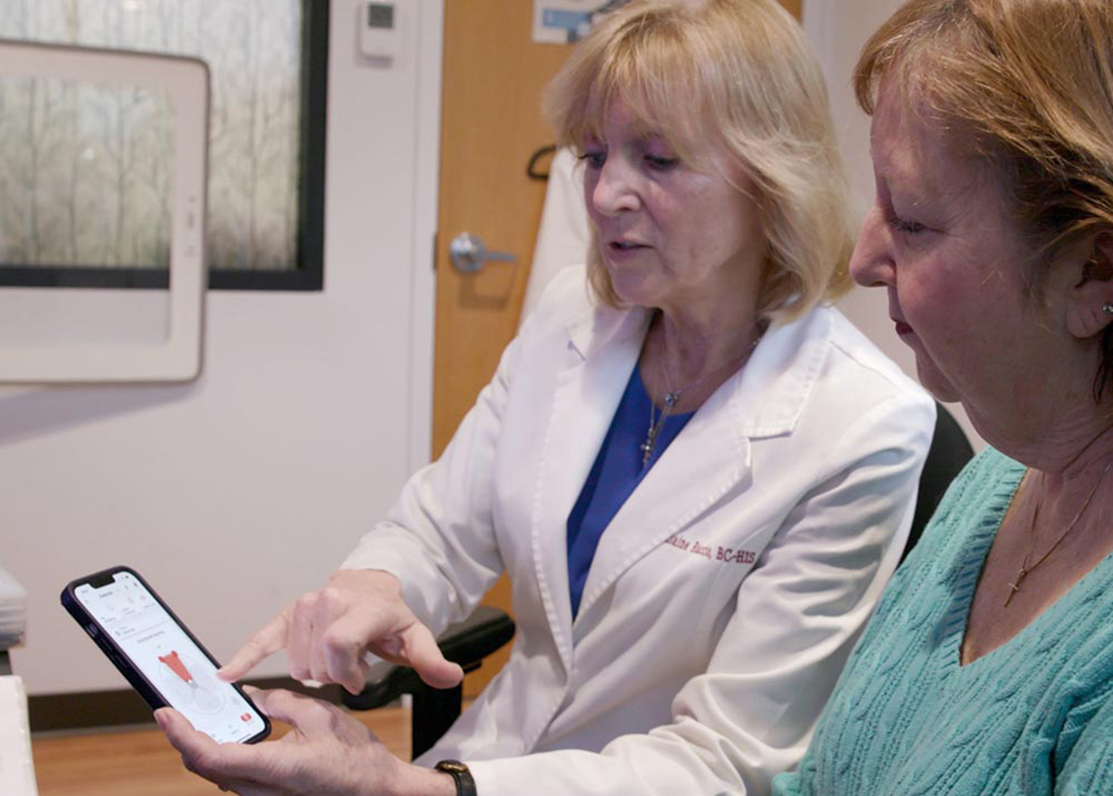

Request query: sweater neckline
[{"left": 947, "top": 455, "right": 1113, "bottom": 672}]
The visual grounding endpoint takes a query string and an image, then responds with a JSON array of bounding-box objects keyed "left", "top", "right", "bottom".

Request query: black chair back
[{"left": 904, "top": 403, "right": 974, "bottom": 561}]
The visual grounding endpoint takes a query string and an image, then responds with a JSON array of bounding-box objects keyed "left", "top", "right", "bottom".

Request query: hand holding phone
[{"left": 61, "top": 566, "right": 270, "bottom": 744}]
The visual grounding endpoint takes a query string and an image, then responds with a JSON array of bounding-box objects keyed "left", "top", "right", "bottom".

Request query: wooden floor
[{"left": 31, "top": 705, "right": 412, "bottom": 796}]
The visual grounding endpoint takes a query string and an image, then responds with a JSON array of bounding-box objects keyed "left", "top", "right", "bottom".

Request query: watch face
[{"left": 437, "top": 760, "right": 467, "bottom": 773}]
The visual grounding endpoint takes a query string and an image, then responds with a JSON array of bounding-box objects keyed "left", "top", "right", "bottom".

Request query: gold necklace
[{"left": 1004, "top": 461, "right": 1113, "bottom": 607}]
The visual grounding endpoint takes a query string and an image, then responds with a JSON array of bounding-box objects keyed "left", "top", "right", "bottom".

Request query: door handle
[{"left": 449, "top": 232, "right": 517, "bottom": 273}]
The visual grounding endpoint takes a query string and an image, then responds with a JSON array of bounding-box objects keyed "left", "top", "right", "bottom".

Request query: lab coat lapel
[
  {"left": 574, "top": 309, "right": 831, "bottom": 622},
  {"left": 572, "top": 374, "right": 753, "bottom": 622},
  {"left": 530, "top": 302, "right": 651, "bottom": 675}
]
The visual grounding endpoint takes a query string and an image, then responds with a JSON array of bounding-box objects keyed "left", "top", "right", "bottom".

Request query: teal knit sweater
[{"left": 773, "top": 448, "right": 1113, "bottom": 795}]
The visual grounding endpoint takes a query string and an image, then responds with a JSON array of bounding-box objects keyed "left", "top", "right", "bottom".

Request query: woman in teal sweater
[{"left": 774, "top": 0, "right": 1113, "bottom": 793}]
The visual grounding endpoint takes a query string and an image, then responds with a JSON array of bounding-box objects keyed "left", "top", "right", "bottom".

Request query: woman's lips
[
  {"left": 894, "top": 319, "right": 913, "bottom": 335},
  {"left": 603, "top": 240, "right": 649, "bottom": 260}
]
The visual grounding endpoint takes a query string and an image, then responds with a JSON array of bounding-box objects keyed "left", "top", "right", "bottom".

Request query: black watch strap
[{"left": 435, "top": 759, "right": 477, "bottom": 796}]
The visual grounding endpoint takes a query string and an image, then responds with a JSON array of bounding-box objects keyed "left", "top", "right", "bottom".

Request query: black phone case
[{"left": 60, "top": 564, "right": 271, "bottom": 744}]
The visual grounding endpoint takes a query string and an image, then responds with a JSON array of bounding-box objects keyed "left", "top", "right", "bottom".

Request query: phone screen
[{"left": 72, "top": 570, "right": 268, "bottom": 744}]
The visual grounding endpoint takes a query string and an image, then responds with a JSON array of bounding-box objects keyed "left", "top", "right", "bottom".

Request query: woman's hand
[
  {"left": 156, "top": 688, "right": 456, "bottom": 796},
  {"left": 218, "top": 570, "right": 463, "bottom": 694}
]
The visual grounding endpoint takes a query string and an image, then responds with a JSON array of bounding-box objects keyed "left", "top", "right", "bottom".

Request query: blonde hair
[{"left": 543, "top": 0, "right": 853, "bottom": 325}]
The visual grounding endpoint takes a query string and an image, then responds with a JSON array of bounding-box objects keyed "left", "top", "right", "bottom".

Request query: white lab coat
[{"left": 342, "top": 267, "right": 935, "bottom": 796}]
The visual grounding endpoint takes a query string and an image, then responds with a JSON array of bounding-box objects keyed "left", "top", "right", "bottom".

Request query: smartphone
[{"left": 61, "top": 565, "right": 270, "bottom": 744}]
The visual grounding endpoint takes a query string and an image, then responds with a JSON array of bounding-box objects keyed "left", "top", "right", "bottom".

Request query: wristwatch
[{"left": 435, "top": 759, "right": 477, "bottom": 796}]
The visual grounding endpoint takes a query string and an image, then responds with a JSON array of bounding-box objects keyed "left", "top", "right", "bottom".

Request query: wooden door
[
  {"left": 435, "top": 1, "right": 802, "bottom": 697},
  {"left": 434, "top": 2, "right": 572, "bottom": 696}
]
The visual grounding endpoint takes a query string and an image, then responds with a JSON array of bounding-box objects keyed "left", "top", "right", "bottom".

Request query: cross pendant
[{"left": 1003, "top": 567, "right": 1028, "bottom": 607}]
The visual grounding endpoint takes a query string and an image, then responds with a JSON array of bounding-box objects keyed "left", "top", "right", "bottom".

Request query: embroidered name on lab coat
[{"left": 665, "top": 534, "right": 756, "bottom": 564}]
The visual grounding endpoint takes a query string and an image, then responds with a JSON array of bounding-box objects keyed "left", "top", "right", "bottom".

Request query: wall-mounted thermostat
[{"left": 359, "top": 2, "right": 399, "bottom": 60}]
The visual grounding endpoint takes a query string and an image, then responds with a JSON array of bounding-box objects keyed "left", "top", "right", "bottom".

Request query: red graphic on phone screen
[
  {"left": 240, "top": 713, "right": 251, "bottom": 722},
  {"left": 159, "top": 650, "right": 195, "bottom": 685}
]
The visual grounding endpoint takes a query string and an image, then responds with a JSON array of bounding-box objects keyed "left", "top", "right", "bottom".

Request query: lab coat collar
[
  {"left": 565, "top": 298, "right": 833, "bottom": 440},
  {"left": 733, "top": 305, "right": 833, "bottom": 439},
  {"left": 565, "top": 294, "right": 650, "bottom": 361}
]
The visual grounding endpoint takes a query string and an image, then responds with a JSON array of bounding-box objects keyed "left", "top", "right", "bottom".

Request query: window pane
[
  {"left": 0, "top": 0, "right": 303, "bottom": 273},
  {"left": 0, "top": 75, "right": 174, "bottom": 273}
]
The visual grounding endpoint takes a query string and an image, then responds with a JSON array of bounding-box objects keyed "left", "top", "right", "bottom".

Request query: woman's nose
[
  {"left": 589, "top": 159, "right": 641, "bottom": 217},
  {"left": 849, "top": 206, "right": 896, "bottom": 288}
]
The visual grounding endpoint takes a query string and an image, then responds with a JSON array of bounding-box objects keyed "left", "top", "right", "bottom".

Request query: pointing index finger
[{"left": 218, "top": 610, "right": 292, "bottom": 682}]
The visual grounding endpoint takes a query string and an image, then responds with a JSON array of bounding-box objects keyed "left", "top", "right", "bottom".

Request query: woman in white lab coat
[{"left": 158, "top": 2, "right": 934, "bottom": 794}]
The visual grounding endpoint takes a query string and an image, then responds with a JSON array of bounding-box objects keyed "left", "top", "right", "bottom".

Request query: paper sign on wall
[{"left": 533, "top": 1, "right": 600, "bottom": 44}]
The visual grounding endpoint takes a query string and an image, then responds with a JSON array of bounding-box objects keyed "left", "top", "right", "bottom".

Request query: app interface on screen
[{"left": 75, "top": 571, "right": 265, "bottom": 743}]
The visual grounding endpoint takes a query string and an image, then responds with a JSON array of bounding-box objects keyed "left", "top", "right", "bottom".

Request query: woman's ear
[{"left": 1066, "top": 232, "right": 1113, "bottom": 340}]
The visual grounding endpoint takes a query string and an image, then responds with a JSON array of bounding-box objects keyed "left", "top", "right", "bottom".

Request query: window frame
[{"left": 0, "top": 0, "right": 329, "bottom": 293}]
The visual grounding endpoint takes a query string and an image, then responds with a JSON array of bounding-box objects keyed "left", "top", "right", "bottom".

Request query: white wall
[
  {"left": 3, "top": 0, "right": 444, "bottom": 696},
  {"left": 803, "top": 0, "right": 985, "bottom": 449}
]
